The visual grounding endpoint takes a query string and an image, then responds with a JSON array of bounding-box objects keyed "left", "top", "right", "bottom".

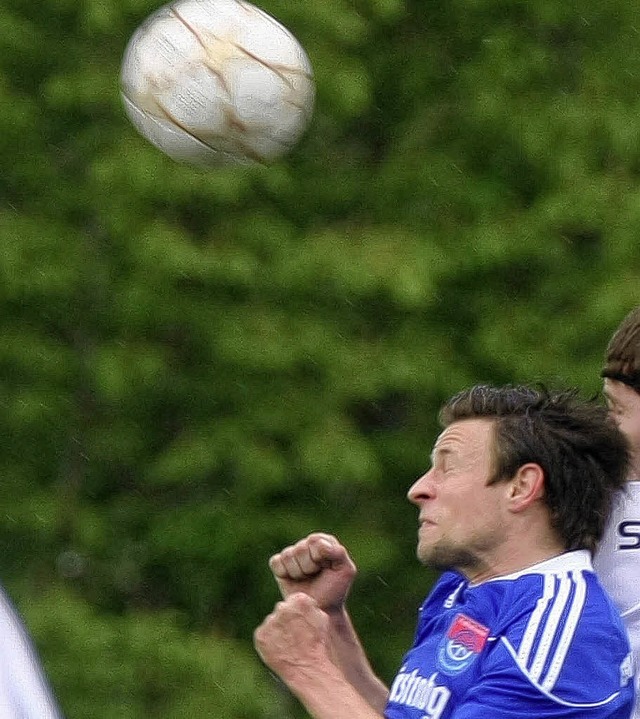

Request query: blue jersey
[{"left": 385, "top": 551, "right": 635, "bottom": 719}]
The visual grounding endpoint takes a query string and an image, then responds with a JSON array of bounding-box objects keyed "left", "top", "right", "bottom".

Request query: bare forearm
[
  {"left": 287, "top": 660, "right": 386, "bottom": 719},
  {"left": 327, "top": 608, "right": 389, "bottom": 714},
  {"left": 258, "top": 535, "right": 389, "bottom": 715}
]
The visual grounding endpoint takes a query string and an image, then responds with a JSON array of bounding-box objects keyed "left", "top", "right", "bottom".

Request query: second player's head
[{"left": 602, "top": 305, "right": 640, "bottom": 478}]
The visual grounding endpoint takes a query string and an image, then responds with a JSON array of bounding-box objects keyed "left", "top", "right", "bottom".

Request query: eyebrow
[
  {"left": 430, "top": 446, "right": 453, "bottom": 464},
  {"left": 603, "top": 391, "right": 619, "bottom": 406}
]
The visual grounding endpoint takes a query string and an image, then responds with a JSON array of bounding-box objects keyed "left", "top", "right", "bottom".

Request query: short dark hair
[
  {"left": 439, "top": 385, "right": 629, "bottom": 554},
  {"left": 601, "top": 306, "right": 640, "bottom": 393}
]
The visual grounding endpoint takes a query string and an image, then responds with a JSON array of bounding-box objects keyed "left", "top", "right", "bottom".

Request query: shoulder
[
  {"left": 593, "top": 484, "right": 640, "bottom": 612},
  {"left": 482, "top": 566, "right": 633, "bottom": 709}
]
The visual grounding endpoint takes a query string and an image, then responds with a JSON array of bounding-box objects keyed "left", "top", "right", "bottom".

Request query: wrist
[
  {"left": 325, "top": 606, "right": 363, "bottom": 658},
  {"left": 326, "top": 605, "right": 351, "bottom": 628}
]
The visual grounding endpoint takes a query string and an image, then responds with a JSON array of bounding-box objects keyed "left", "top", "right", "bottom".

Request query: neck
[{"left": 460, "top": 540, "right": 566, "bottom": 585}]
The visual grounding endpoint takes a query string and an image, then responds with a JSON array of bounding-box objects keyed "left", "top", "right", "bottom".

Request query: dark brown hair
[
  {"left": 439, "top": 385, "right": 629, "bottom": 553},
  {"left": 601, "top": 306, "right": 640, "bottom": 393}
]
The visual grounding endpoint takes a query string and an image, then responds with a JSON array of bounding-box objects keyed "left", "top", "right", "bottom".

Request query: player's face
[
  {"left": 603, "top": 378, "right": 640, "bottom": 478},
  {"left": 407, "top": 419, "right": 510, "bottom": 580}
]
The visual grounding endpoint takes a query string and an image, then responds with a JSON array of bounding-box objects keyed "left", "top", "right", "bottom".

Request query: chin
[
  {"left": 417, "top": 544, "right": 447, "bottom": 570},
  {"left": 419, "top": 543, "right": 477, "bottom": 573}
]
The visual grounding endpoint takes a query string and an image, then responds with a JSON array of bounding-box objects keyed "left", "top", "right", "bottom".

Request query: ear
[{"left": 507, "top": 463, "right": 545, "bottom": 513}]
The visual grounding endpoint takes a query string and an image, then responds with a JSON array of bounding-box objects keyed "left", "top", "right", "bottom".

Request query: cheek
[
  {"left": 452, "top": 491, "right": 496, "bottom": 529},
  {"left": 615, "top": 392, "right": 640, "bottom": 447}
]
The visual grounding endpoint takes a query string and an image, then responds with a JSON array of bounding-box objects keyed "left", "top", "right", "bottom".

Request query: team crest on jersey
[{"left": 437, "top": 613, "right": 490, "bottom": 675}]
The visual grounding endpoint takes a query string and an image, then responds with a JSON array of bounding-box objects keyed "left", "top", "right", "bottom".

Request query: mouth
[{"left": 419, "top": 518, "right": 436, "bottom": 531}]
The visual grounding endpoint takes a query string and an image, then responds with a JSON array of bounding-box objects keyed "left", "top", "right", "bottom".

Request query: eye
[{"left": 441, "top": 457, "right": 456, "bottom": 474}]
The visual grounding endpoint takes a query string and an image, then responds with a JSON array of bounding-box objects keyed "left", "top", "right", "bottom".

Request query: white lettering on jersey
[
  {"left": 617, "top": 521, "right": 640, "bottom": 550},
  {"left": 443, "top": 581, "right": 465, "bottom": 609},
  {"left": 388, "top": 668, "right": 451, "bottom": 719}
]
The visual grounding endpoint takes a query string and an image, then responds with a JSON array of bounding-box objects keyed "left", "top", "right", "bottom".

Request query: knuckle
[
  {"left": 280, "top": 547, "right": 295, "bottom": 564},
  {"left": 290, "top": 591, "right": 314, "bottom": 608}
]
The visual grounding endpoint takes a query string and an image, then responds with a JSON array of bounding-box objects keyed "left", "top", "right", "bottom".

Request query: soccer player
[
  {"left": 0, "top": 585, "right": 63, "bottom": 717},
  {"left": 596, "top": 305, "right": 640, "bottom": 719},
  {"left": 254, "top": 385, "right": 635, "bottom": 719}
]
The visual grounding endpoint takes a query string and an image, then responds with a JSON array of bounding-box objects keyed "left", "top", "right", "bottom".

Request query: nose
[{"left": 407, "top": 469, "right": 434, "bottom": 505}]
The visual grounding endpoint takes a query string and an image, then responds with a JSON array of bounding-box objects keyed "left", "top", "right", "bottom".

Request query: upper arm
[{"left": 449, "top": 635, "right": 633, "bottom": 719}]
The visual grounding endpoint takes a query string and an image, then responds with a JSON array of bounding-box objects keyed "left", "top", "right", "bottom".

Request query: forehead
[
  {"left": 433, "top": 418, "right": 495, "bottom": 457},
  {"left": 603, "top": 378, "right": 640, "bottom": 408}
]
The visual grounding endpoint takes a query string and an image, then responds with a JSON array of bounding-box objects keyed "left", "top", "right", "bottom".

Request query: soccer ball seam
[{"left": 120, "top": 0, "right": 315, "bottom": 166}]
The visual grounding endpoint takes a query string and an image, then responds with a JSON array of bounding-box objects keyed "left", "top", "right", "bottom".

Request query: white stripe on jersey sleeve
[
  {"left": 541, "top": 570, "right": 587, "bottom": 690},
  {"left": 528, "top": 572, "right": 573, "bottom": 682},
  {"left": 502, "top": 638, "right": 622, "bottom": 709},
  {"left": 517, "top": 572, "right": 555, "bottom": 666},
  {"left": 515, "top": 570, "right": 591, "bottom": 692}
]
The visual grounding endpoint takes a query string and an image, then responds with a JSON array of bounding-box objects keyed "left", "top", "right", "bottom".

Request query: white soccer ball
[{"left": 120, "top": 0, "right": 315, "bottom": 166}]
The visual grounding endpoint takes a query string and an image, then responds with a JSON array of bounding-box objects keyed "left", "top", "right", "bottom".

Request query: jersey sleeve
[
  {"left": 0, "top": 588, "right": 63, "bottom": 718},
  {"left": 449, "top": 668, "right": 633, "bottom": 719},
  {"left": 449, "top": 618, "right": 634, "bottom": 719}
]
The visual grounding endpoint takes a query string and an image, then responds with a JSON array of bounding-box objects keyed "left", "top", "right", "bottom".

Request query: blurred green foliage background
[{"left": 1, "top": 0, "right": 639, "bottom": 715}]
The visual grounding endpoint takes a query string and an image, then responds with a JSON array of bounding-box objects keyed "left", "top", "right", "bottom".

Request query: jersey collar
[{"left": 479, "top": 550, "right": 593, "bottom": 585}]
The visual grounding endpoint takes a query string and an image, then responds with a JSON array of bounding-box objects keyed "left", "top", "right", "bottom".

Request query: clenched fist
[
  {"left": 254, "top": 593, "right": 331, "bottom": 679},
  {"left": 269, "top": 533, "right": 357, "bottom": 613}
]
